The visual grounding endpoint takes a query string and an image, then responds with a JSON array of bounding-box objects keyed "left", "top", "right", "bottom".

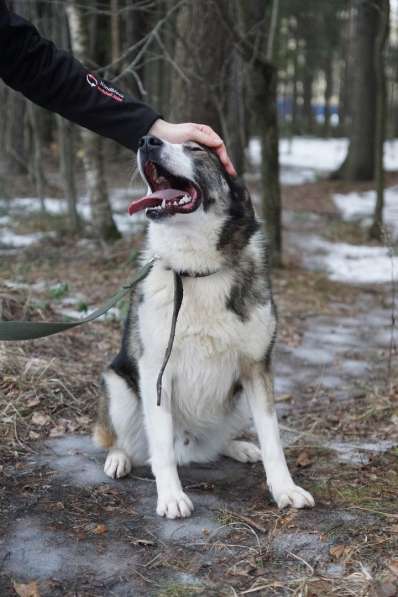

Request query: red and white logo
[
  {"left": 86, "top": 73, "right": 124, "bottom": 103},
  {"left": 86, "top": 73, "right": 98, "bottom": 88}
]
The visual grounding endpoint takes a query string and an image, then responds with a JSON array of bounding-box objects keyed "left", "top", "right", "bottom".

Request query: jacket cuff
[{"left": 123, "top": 110, "right": 161, "bottom": 153}]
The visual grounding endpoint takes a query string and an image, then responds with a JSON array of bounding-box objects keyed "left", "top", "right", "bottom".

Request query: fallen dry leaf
[
  {"left": 25, "top": 397, "right": 41, "bottom": 409},
  {"left": 387, "top": 559, "right": 398, "bottom": 577},
  {"left": 28, "top": 431, "right": 40, "bottom": 440},
  {"left": 31, "top": 413, "right": 50, "bottom": 427},
  {"left": 13, "top": 580, "right": 40, "bottom": 597},
  {"left": 49, "top": 424, "right": 66, "bottom": 438},
  {"left": 91, "top": 523, "right": 108, "bottom": 535},
  {"left": 330, "top": 544, "right": 347, "bottom": 559},
  {"left": 76, "top": 415, "right": 91, "bottom": 427},
  {"left": 280, "top": 510, "right": 298, "bottom": 527},
  {"left": 296, "top": 450, "right": 313, "bottom": 468}
]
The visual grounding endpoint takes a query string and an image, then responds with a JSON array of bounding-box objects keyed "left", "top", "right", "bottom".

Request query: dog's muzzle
[{"left": 128, "top": 137, "right": 201, "bottom": 220}]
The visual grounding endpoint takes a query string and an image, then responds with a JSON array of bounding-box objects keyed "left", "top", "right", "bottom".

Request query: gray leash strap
[
  {"left": 156, "top": 272, "right": 184, "bottom": 406},
  {"left": 0, "top": 260, "right": 155, "bottom": 341}
]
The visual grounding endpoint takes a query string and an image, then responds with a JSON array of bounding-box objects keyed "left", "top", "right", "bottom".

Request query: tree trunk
[
  {"left": 66, "top": 0, "right": 121, "bottom": 241},
  {"left": 370, "top": 0, "right": 390, "bottom": 240},
  {"left": 302, "top": 65, "right": 314, "bottom": 134},
  {"left": 28, "top": 104, "right": 47, "bottom": 211},
  {"left": 82, "top": 132, "right": 120, "bottom": 240},
  {"left": 338, "top": 4, "right": 354, "bottom": 131},
  {"left": 225, "top": 49, "right": 246, "bottom": 174},
  {"left": 333, "top": 0, "right": 378, "bottom": 181},
  {"left": 58, "top": 116, "right": 81, "bottom": 231},
  {"left": 53, "top": 9, "right": 81, "bottom": 232},
  {"left": 170, "top": 0, "right": 230, "bottom": 135},
  {"left": 5, "top": 90, "right": 27, "bottom": 175},
  {"left": 259, "top": 65, "right": 282, "bottom": 267},
  {"left": 323, "top": 54, "right": 333, "bottom": 137},
  {"left": 111, "top": 0, "right": 120, "bottom": 66},
  {"left": 290, "top": 27, "right": 299, "bottom": 134}
]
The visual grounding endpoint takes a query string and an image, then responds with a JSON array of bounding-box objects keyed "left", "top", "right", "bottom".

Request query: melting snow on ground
[
  {"left": 334, "top": 185, "right": 398, "bottom": 240},
  {"left": 296, "top": 234, "right": 397, "bottom": 285},
  {"left": 323, "top": 185, "right": 398, "bottom": 285},
  {"left": 249, "top": 136, "right": 398, "bottom": 185},
  {"left": 0, "top": 187, "right": 146, "bottom": 249},
  {"left": 0, "top": 228, "right": 47, "bottom": 248}
]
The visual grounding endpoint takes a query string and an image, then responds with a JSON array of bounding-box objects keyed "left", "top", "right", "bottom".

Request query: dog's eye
[{"left": 188, "top": 146, "right": 204, "bottom": 153}]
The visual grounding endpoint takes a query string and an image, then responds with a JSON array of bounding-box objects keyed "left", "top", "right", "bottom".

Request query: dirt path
[{"left": 1, "top": 184, "right": 397, "bottom": 596}]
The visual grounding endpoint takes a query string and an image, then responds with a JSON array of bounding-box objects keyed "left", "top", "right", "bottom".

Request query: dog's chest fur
[{"left": 137, "top": 260, "right": 275, "bottom": 421}]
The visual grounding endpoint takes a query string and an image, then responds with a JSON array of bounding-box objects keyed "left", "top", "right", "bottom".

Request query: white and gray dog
[{"left": 94, "top": 135, "right": 315, "bottom": 519}]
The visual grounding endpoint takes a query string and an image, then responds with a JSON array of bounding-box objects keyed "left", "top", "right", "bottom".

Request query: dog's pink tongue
[{"left": 128, "top": 189, "right": 184, "bottom": 215}]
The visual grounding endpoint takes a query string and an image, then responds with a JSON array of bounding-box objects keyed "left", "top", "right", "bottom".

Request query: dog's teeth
[{"left": 162, "top": 199, "right": 166, "bottom": 208}]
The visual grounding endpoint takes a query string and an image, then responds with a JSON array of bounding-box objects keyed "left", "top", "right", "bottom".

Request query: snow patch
[
  {"left": 295, "top": 234, "right": 397, "bottom": 284},
  {"left": 0, "top": 228, "right": 45, "bottom": 248},
  {"left": 248, "top": 137, "right": 398, "bottom": 186},
  {"left": 334, "top": 186, "right": 398, "bottom": 239}
]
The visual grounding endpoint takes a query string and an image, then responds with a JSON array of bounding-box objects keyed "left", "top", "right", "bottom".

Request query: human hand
[{"left": 148, "top": 119, "right": 236, "bottom": 176}]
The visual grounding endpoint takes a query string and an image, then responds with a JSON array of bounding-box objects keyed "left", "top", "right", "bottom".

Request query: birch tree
[{"left": 66, "top": 0, "right": 121, "bottom": 241}]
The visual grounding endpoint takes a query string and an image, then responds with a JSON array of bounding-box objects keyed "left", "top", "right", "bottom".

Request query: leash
[
  {"left": 0, "top": 259, "right": 155, "bottom": 341},
  {"left": 0, "top": 259, "right": 218, "bottom": 406},
  {"left": 156, "top": 272, "right": 183, "bottom": 406}
]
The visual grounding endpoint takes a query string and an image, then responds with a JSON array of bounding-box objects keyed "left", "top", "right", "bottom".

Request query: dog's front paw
[
  {"left": 157, "top": 491, "right": 194, "bottom": 519},
  {"left": 104, "top": 449, "right": 132, "bottom": 479},
  {"left": 271, "top": 484, "right": 315, "bottom": 509}
]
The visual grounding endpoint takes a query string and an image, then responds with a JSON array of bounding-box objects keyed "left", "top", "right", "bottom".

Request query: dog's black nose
[{"left": 138, "top": 135, "right": 163, "bottom": 151}]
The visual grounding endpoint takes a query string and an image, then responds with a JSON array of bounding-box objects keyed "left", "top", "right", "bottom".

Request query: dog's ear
[{"left": 228, "top": 175, "right": 251, "bottom": 205}]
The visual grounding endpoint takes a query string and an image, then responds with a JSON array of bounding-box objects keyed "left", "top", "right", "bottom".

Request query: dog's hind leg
[
  {"left": 222, "top": 440, "right": 261, "bottom": 463},
  {"left": 243, "top": 363, "right": 315, "bottom": 509},
  {"left": 94, "top": 369, "right": 148, "bottom": 479},
  {"left": 221, "top": 395, "right": 261, "bottom": 463}
]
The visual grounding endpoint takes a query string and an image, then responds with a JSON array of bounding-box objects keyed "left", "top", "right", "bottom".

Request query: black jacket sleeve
[{"left": 0, "top": 1, "right": 160, "bottom": 152}]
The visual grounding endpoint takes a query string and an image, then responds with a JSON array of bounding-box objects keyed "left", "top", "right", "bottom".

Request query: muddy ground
[{"left": 0, "top": 169, "right": 397, "bottom": 596}]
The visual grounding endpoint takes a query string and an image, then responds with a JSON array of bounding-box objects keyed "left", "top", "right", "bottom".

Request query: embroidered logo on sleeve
[{"left": 86, "top": 73, "right": 124, "bottom": 102}]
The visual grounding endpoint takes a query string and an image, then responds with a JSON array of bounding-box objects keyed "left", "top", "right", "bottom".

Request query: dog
[{"left": 93, "top": 135, "right": 315, "bottom": 519}]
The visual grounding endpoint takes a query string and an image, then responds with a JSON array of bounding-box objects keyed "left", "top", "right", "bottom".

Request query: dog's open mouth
[{"left": 128, "top": 161, "right": 201, "bottom": 219}]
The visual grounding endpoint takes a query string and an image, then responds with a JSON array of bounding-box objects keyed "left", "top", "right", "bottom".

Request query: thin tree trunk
[
  {"left": 261, "top": 0, "right": 282, "bottom": 266},
  {"left": 302, "top": 67, "right": 314, "bottom": 134},
  {"left": 5, "top": 90, "right": 27, "bottom": 175},
  {"left": 260, "top": 64, "right": 282, "bottom": 267},
  {"left": 54, "top": 9, "right": 81, "bottom": 232},
  {"left": 333, "top": 0, "right": 378, "bottom": 181},
  {"left": 370, "top": 0, "right": 390, "bottom": 240},
  {"left": 82, "top": 132, "right": 120, "bottom": 240},
  {"left": 225, "top": 49, "right": 246, "bottom": 174},
  {"left": 111, "top": 0, "right": 120, "bottom": 66},
  {"left": 57, "top": 116, "right": 81, "bottom": 231},
  {"left": 291, "top": 28, "right": 299, "bottom": 134},
  {"left": 323, "top": 55, "right": 333, "bottom": 137},
  {"left": 66, "top": 0, "right": 120, "bottom": 241},
  {"left": 28, "top": 104, "right": 47, "bottom": 211},
  {"left": 340, "top": 3, "right": 354, "bottom": 131}
]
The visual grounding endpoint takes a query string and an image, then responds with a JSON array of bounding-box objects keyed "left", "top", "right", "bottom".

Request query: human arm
[
  {"left": 0, "top": 0, "right": 235, "bottom": 173},
  {"left": 0, "top": 0, "right": 159, "bottom": 152}
]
